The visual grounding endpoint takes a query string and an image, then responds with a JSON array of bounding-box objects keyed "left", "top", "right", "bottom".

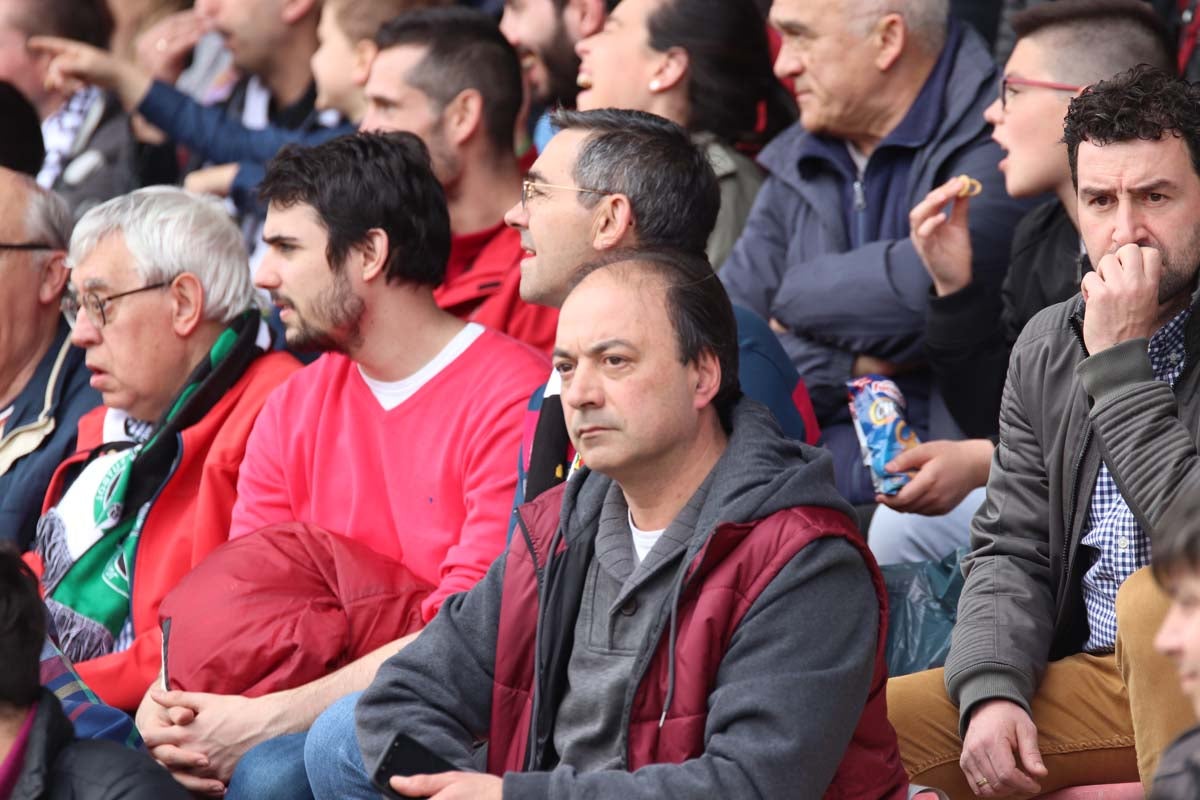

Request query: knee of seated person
[
  {"left": 1116, "top": 566, "right": 1165, "bottom": 634},
  {"left": 227, "top": 733, "right": 309, "bottom": 800}
]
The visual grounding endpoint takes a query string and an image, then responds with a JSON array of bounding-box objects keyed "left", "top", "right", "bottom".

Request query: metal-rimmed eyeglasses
[
  {"left": 520, "top": 179, "right": 607, "bottom": 209},
  {"left": 999, "top": 75, "right": 1084, "bottom": 111},
  {"left": 61, "top": 283, "right": 168, "bottom": 329}
]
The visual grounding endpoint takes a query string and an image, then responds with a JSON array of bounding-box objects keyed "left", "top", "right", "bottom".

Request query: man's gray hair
[
  {"left": 18, "top": 175, "right": 73, "bottom": 254},
  {"left": 850, "top": 0, "right": 949, "bottom": 55},
  {"left": 69, "top": 187, "right": 257, "bottom": 324}
]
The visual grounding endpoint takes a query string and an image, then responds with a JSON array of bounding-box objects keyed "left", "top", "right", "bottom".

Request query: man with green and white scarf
[{"left": 28, "top": 186, "right": 300, "bottom": 711}]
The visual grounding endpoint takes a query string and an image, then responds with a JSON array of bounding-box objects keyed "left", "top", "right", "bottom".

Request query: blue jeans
[
  {"left": 306, "top": 692, "right": 379, "bottom": 800},
  {"left": 226, "top": 732, "right": 311, "bottom": 800}
]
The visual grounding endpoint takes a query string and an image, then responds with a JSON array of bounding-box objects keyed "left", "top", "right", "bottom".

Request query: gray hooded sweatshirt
[{"left": 356, "top": 400, "right": 883, "bottom": 799}]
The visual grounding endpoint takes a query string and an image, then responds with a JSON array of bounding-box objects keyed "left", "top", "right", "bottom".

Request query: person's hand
[
  {"left": 134, "top": 9, "right": 207, "bottom": 84},
  {"left": 1080, "top": 243, "right": 1163, "bottom": 355},
  {"left": 135, "top": 687, "right": 226, "bottom": 796},
  {"left": 876, "top": 438, "right": 993, "bottom": 516},
  {"left": 960, "top": 699, "right": 1047, "bottom": 797},
  {"left": 140, "top": 689, "right": 274, "bottom": 788},
  {"left": 390, "top": 772, "right": 503, "bottom": 800},
  {"left": 31, "top": 36, "right": 151, "bottom": 110},
  {"left": 183, "top": 163, "right": 239, "bottom": 198},
  {"left": 910, "top": 175, "right": 974, "bottom": 296},
  {"left": 853, "top": 354, "right": 903, "bottom": 377}
]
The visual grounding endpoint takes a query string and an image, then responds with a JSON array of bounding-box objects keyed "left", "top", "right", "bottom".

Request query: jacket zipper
[
  {"left": 852, "top": 179, "right": 867, "bottom": 248},
  {"left": 1061, "top": 315, "right": 1091, "bottom": 594},
  {"left": 514, "top": 506, "right": 547, "bottom": 770}
]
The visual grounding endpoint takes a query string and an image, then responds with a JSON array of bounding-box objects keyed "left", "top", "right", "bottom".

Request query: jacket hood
[{"left": 557, "top": 397, "right": 855, "bottom": 553}]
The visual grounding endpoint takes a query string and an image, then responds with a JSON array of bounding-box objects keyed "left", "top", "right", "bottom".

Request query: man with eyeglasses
[
  {"left": 0, "top": 167, "right": 99, "bottom": 552},
  {"left": 24, "top": 186, "right": 299, "bottom": 713},
  {"left": 869, "top": 0, "right": 1175, "bottom": 562},
  {"left": 359, "top": 7, "right": 559, "bottom": 353},
  {"left": 890, "top": 63, "right": 1200, "bottom": 797},
  {"left": 720, "top": 0, "right": 1031, "bottom": 506}
]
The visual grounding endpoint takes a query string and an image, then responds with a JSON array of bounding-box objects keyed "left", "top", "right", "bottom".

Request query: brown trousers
[{"left": 888, "top": 568, "right": 1195, "bottom": 798}]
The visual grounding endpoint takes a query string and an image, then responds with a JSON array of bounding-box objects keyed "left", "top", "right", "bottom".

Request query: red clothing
[
  {"left": 230, "top": 330, "right": 550, "bottom": 620},
  {"left": 489, "top": 488, "right": 907, "bottom": 799},
  {"left": 29, "top": 352, "right": 300, "bottom": 710},
  {"left": 435, "top": 222, "right": 558, "bottom": 354}
]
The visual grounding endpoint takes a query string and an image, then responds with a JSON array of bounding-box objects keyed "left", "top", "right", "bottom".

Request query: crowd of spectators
[{"left": 6, "top": 0, "right": 1200, "bottom": 798}]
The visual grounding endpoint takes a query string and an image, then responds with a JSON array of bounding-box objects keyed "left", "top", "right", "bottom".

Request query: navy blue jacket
[
  {"left": 0, "top": 321, "right": 100, "bottom": 549},
  {"left": 721, "top": 23, "right": 1032, "bottom": 429}
]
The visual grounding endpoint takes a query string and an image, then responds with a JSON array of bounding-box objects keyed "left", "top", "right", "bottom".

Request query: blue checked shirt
[{"left": 1081, "top": 307, "right": 1191, "bottom": 652}]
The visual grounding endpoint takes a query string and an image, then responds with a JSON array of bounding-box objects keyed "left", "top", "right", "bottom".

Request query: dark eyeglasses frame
[
  {"left": 61, "top": 283, "right": 168, "bottom": 329},
  {"left": 0, "top": 241, "right": 54, "bottom": 252},
  {"left": 999, "top": 76, "right": 1084, "bottom": 111}
]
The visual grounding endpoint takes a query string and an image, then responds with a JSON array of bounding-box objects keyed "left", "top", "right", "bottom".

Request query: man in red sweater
[
  {"left": 360, "top": 7, "right": 558, "bottom": 353},
  {"left": 132, "top": 131, "right": 549, "bottom": 797}
]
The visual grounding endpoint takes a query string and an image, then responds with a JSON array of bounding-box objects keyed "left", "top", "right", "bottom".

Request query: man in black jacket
[
  {"left": 868, "top": 0, "right": 1174, "bottom": 566},
  {"left": 0, "top": 550, "right": 186, "bottom": 800}
]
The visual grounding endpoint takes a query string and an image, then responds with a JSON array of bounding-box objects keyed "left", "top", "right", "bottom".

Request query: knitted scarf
[{"left": 37, "top": 311, "right": 268, "bottom": 664}]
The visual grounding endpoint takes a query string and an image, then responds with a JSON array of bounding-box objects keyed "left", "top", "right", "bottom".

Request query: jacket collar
[
  {"left": 0, "top": 321, "right": 80, "bottom": 475},
  {"left": 11, "top": 690, "right": 74, "bottom": 800}
]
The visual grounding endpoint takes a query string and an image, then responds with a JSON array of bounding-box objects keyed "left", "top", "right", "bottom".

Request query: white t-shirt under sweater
[{"left": 628, "top": 510, "right": 666, "bottom": 564}]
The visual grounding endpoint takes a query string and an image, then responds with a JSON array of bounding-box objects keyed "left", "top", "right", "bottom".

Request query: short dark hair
[
  {"left": 567, "top": 247, "right": 741, "bottom": 429},
  {"left": 259, "top": 132, "right": 451, "bottom": 286},
  {"left": 646, "top": 0, "right": 793, "bottom": 145},
  {"left": 0, "top": 547, "right": 47, "bottom": 709},
  {"left": 1063, "top": 65, "right": 1200, "bottom": 187},
  {"left": 0, "top": 82, "right": 44, "bottom": 177},
  {"left": 1152, "top": 490, "right": 1200, "bottom": 586},
  {"left": 549, "top": 108, "right": 720, "bottom": 256},
  {"left": 1011, "top": 0, "right": 1173, "bottom": 86},
  {"left": 375, "top": 7, "right": 522, "bottom": 156},
  {"left": 6, "top": 0, "right": 113, "bottom": 49}
]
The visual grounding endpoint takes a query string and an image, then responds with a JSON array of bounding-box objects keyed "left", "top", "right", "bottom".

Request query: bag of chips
[{"left": 847, "top": 375, "right": 921, "bottom": 495}]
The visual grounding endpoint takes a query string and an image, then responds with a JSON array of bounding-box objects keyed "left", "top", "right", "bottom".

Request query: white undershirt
[
  {"left": 628, "top": 510, "right": 666, "bottom": 564},
  {"left": 0, "top": 404, "right": 13, "bottom": 436},
  {"left": 358, "top": 323, "right": 484, "bottom": 411}
]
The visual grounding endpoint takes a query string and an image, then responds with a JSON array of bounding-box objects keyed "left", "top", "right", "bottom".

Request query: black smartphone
[{"left": 371, "top": 733, "right": 460, "bottom": 800}]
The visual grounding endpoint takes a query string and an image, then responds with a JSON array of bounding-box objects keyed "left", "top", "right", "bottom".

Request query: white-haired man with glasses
[
  {"left": 0, "top": 166, "right": 99, "bottom": 552},
  {"left": 25, "top": 186, "right": 299, "bottom": 713}
]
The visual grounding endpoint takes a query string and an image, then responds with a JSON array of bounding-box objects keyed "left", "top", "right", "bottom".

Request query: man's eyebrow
[
  {"left": 769, "top": 15, "right": 811, "bottom": 35},
  {"left": 525, "top": 169, "right": 546, "bottom": 183},
  {"left": 81, "top": 277, "right": 110, "bottom": 291},
  {"left": 262, "top": 233, "right": 300, "bottom": 247},
  {"left": 1131, "top": 178, "right": 1177, "bottom": 194},
  {"left": 583, "top": 338, "right": 636, "bottom": 356}
]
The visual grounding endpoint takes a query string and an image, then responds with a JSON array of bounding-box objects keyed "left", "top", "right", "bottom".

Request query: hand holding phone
[{"left": 372, "top": 733, "right": 460, "bottom": 800}]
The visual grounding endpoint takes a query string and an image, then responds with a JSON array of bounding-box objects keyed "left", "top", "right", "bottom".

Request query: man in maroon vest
[{"left": 354, "top": 247, "right": 907, "bottom": 800}]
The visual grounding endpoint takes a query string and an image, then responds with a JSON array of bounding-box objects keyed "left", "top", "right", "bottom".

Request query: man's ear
[
  {"left": 564, "top": 0, "right": 608, "bottom": 40},
  {"left": 444, "top": 89, "right": 485, "bottom": 149},
  {"left": 281, "top": 0, "right": 320, "bottom": 26},
  {"left": 356, "top": 228, "right": 390, "bottom": 284},
  {"left": 692, "top": 348, "right": 722, "bottom": 409},
  {"left": 352, "top": 40, "right": 378, "bottom": 86},
  {"left": 170, "top": 273, "right": 206, "bottom": 337},
  {"left": 590, "top": 193, "right": 635, "bottom": 250},
  {"left": 37, "top": 253, "right": 69, "bottom": 306},
  {"left": 873, "top": 13, "right": 906, "bottom": 71}
]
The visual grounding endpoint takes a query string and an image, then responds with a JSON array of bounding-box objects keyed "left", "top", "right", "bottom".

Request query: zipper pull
[{"left": 852, "top": 179, "right": 866, "bottom": 211}]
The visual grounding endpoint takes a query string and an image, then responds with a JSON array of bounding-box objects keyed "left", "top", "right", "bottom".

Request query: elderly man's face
[
  {"left": 0, "top": 172, "right": 58, "bottom": 384},
  {"left": 67, "top": 233, "right": 183, "bottom": 422},
  {"left": 769, "top": 0, "right": 882, "bottom": 141}
]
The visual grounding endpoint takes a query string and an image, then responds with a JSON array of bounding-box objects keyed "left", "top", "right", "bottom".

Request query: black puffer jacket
[{"left": 10, "top": 690, "right": 186, "bottom": 800}]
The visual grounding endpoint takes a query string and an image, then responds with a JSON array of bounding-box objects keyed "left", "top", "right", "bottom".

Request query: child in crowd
[
  {"left": 30, "top": 0, "right": 445, "bottom": 211},
  {"left": 1152, "top": 490, "right": 1200, "bottom": 798}
]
